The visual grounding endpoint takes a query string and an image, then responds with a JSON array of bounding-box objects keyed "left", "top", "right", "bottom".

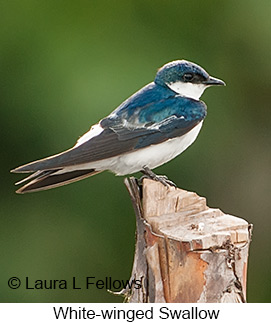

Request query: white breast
[
  {"left": 110, "top": 121, "right": 203, "bottom": 175},
  {"left": 60, "top": 121, "right": 203, "bottom": 176}
]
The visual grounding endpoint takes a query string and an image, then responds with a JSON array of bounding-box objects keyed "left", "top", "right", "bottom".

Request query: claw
[
  {"left": 140, "top": 166, "right": 177, "bottom": 188},
  {"left": 137, "top": 174, "right": 148, "bottom": 186}
]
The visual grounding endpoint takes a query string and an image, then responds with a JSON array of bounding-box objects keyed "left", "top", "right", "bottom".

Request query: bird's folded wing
[{"left": 12, "top": 97, "right": 206, "bottom": 173}]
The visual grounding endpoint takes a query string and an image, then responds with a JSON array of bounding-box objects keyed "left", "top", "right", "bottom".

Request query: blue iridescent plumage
[
  {"left": 12, "top": 59, "right": 225, "bottom": 193},
  {"left": 102, "top": 82, "right": 207, "bottom": 149}
]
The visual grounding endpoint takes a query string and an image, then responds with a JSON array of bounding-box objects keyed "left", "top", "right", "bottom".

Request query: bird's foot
[{"left": 140, "top": 166, "right": 177, "bottom": 188}]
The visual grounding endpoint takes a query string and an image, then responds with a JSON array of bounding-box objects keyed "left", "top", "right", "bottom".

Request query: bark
[{"left": 121, "top": 177, "right": 252, "bottom": 303}]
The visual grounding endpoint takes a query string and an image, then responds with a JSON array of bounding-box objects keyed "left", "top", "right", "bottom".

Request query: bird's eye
[{"left": 183, "top": 73, "right": 194, "bottom": 82}]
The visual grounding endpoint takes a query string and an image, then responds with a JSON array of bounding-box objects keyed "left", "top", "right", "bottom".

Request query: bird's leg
[{"left": 139, "top": 166, "right": 177, "bottom": 188}]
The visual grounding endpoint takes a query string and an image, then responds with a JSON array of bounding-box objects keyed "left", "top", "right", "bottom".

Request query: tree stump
[{"left": 121, "top": 177, "right": 252, "bottom": 303}]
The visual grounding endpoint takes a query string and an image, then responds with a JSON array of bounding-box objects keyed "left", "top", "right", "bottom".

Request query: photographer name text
[{"left": 8, "top": 276, "right": 141, "bottom": 291}]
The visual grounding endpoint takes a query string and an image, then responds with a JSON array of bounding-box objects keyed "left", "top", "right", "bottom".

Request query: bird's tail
[{"left": 14, "top": 168, "right": 101, "bottom": 194}]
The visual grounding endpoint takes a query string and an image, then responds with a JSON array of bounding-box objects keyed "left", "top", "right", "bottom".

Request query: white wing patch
[
  {"left": 74, "top": 123, "right": 104, "bottom": 148},
  {"left": 147, "top": 115, "right": 180, "bottom": 130}
]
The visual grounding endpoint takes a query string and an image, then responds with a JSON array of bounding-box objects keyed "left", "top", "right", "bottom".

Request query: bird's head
[{"left": 155, "top": 60, "right": 225, "bottom": 100}]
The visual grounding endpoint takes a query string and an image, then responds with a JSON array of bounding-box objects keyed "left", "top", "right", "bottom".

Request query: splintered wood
[{"left": 123, "top": 178, "right": 252, "bottom": 303}]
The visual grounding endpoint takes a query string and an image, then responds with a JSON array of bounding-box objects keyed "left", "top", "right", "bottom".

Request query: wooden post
[{"left": 120, "top": 177, "right": 252, "bottom": 303}]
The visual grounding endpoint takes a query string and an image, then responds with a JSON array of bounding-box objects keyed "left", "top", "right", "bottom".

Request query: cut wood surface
[{"left": 121, "top": 178, "right": 252, "bottom": 303}]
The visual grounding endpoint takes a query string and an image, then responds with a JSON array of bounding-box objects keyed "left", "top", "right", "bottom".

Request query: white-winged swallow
[{"left": 12, "top": 60, "right": 225, "bottom": 193}]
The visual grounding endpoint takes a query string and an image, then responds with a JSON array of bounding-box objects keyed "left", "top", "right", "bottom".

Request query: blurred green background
[{"left": 1, "top": 0, "right": 270, "bottom": 302}]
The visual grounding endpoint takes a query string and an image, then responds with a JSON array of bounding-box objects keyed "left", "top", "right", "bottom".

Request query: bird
[{"left": 11, "top": 60, "right": 225, "bottom": 193}]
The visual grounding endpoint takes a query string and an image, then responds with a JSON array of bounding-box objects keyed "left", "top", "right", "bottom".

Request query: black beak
[{"left": 204, "top": 76, "right": 226, "bottom": 86}]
